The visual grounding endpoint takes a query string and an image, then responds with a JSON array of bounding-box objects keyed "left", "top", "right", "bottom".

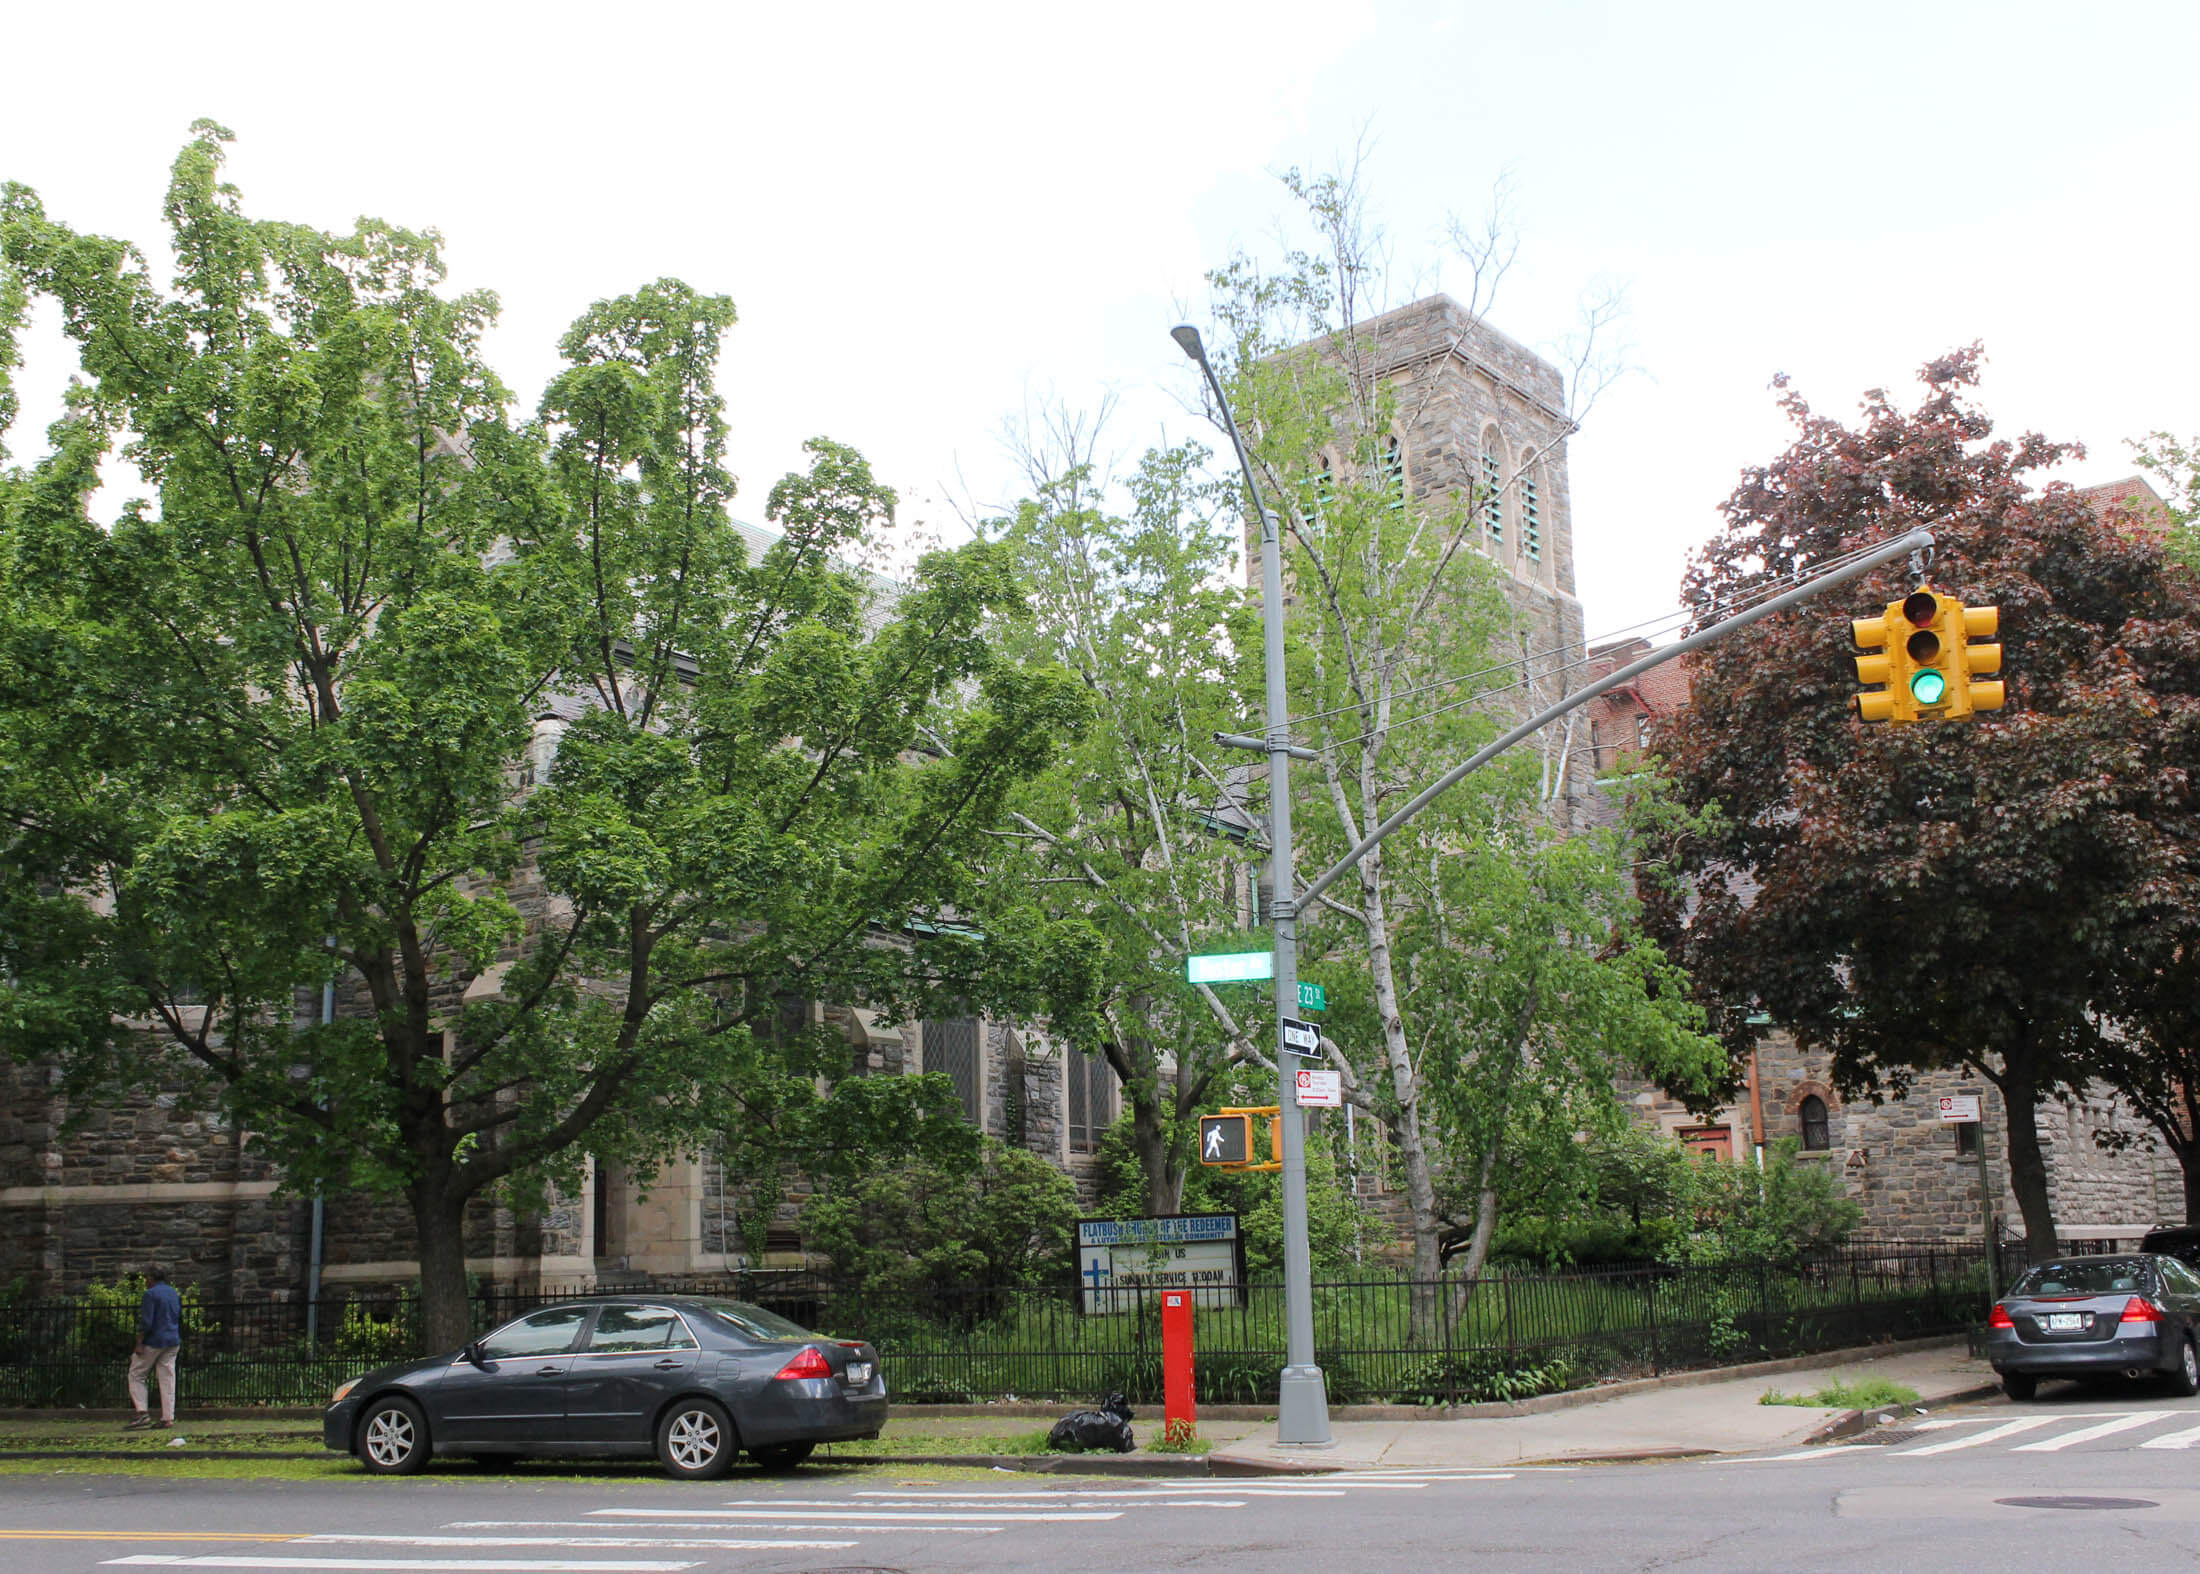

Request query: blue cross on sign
[{"left": 1081, "top": 1254, "right": 1112, "bottom": 1292}]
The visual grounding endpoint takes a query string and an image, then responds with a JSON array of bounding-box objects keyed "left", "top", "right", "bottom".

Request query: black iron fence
[{"left": 0, "top": 1240, "right": 1992, "bottom": 1410}]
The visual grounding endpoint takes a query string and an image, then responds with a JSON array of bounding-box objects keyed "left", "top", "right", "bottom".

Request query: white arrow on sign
[{"left": 1279, "top": 1017, "right": 1320, "bottom": 1054}]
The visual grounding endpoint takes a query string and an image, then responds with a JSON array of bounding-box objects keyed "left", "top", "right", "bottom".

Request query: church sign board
[{"left": 1076, "top": 1214, "right": 1244, "bottom": 1314}]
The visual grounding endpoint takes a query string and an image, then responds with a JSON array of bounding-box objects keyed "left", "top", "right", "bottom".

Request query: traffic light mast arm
[{"left": 1298, "top": 528, "right": 1937, "bottom": 907}]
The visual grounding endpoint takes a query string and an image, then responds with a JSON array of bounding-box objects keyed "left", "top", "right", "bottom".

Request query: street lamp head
[{"left": 1170, "top": 324, "right": 1206, "bottom": 363}]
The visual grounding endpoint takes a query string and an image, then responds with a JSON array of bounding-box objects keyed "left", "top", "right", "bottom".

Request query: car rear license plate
[
  {"left": 845, "top": 1362, "right": 873, "bottom": 1383},
  {"left": 2043, "top": 1313, "right": 2084, "bottom": 1331}
]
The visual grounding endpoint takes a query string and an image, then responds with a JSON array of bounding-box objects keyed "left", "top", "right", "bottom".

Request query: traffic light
[{"left": 1852, "top": 588, "right": 2006, "bottom": 724}]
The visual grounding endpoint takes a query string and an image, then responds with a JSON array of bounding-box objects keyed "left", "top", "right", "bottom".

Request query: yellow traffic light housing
[
  {"left": 1852, "top": 611, "right": 1898, "bottom": 722},
  {"left": 1962, "top": 603, "right": 2005, "bottom": 713},
  {"left": 1199, "top": 1106, "right": 1282, "bottom": 1171},
  {"left": 1853, "top": 588, "right": 2006, "bottom": 724}
]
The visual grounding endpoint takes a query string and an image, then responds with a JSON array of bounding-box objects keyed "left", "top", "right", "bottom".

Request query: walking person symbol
[{"left": 1204, "top": 1124, "right": 1225, "bottom": 1160}]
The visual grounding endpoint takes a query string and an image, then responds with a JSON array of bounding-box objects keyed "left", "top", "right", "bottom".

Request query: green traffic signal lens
[{"left": 1911, "top": 669, "right": 1947, "bottom": 705}]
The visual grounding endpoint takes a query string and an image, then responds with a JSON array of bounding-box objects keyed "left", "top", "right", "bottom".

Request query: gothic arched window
[
  {"left": 1799, "top": 1094, "right": 1831, "bottom": 1152},
  {"left": 1479, "top": 435, "right": 1504, "bottom": 547}
]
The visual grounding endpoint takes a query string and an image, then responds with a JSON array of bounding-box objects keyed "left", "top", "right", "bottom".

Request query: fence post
[
  {"left": 1756, "top": 1265, "right": 1771, "bottom": 1355},
  {"left": 1645, "top": 1269, "right": 1660, "bottom": 1377},
  {"left": 1439, "top": 1274, "right": 1454, "bottom": 1406},
  {"left": 1501, "top": 1273, "right": 1516, "bottom": 1371},
  {"left": 1849, "top": 1253, "right": 1862, "bottom": 1345}
]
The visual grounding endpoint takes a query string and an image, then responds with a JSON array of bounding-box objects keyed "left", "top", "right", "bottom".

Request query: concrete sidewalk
[{"left": 1211, "top": 1341, "right": 1995, "bottom": 1472}]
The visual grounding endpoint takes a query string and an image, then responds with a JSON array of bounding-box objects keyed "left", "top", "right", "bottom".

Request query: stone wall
[{"left": 1625, "top": 1030, "right": 2183, "bottom": 1245}]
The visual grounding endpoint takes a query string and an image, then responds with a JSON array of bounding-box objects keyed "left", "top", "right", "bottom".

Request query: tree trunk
[
  {"left": 1361, "top": 865, "right": 1442, "bottom": 1328},
  {"left": 412, "top": 1183, "right": 474, "bottom": 1353},
  {"left": 2181, "top": 1141, "right": 2200, "bottom": 1228},
  {"left": 1996, "top": 1053, "right": 2060, "bottom": 1263},
  {"left": 1131, "top": 1087, "right": 1179, "bottom": 1215}
]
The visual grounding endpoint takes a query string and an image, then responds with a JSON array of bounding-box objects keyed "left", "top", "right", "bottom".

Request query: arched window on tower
[
  {"left": 1479, "top": 438, "right": 1503, "bottom": 548},
  {"left": 1799, "top": 1095, "right": 1831, "bottom": 1152},
  {"left": 1299, "top": 453, "right": 1333, "bottom": 526},
  {"left": 1382, "top": 436, "right": 1406, "bottom": 512},
  {"left": 1520, "top": 453, "right": 1542, "bottom": 564}
]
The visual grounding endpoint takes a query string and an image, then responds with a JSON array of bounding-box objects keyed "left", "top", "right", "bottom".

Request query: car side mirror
[{"left": 461, "top": 1342, "right": 483, "bottom": 1365}]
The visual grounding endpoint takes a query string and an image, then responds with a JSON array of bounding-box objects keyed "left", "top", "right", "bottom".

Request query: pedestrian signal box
[
  {"left": 1198, "top": 1107, "right": 1282, "bottom": 1171},
  {"left": 1199, "top": 1114, "right": 1250, "bottom": 1167}
]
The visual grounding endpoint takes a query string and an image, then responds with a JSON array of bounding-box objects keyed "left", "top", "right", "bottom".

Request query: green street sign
[
  {"left": 1187, "top": 951, "right": 1274, "bottom": 985},
  {"left": 1298, "top": 982, "right": 1326, "bottom": 1012}
]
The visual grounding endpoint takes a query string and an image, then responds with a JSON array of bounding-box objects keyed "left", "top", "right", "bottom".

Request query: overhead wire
[{"left": 1270, "top": 540, "right": 1893, "bottom": 753}]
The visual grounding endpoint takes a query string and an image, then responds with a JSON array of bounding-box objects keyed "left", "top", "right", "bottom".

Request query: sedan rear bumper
[
  {"left": 1988, "top": 1327, "right": 2175, "bottom": 1376},
  {"left": 738, "top": 1378, "right": 889, "bottom": 1448}
]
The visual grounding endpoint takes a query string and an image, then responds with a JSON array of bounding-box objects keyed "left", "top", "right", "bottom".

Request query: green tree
[
  {"left": 986, "top": 422, "right": 1273, "bottom": 1215},
  {"left": 1646, "top": 349, "right": 2200, "bottom": 1256},
  {"left": 799, "top": 1138, "right": 1082, "bottom": 1297},
  {"left": 2131, "top": 432, "right": 2200, "bottom": 573},
  {"left": 1202, "top": 163, "right": 1720, "bottom": 1310},
  {"left": 0, "top": 125, "right": 1091, "bottom": 1347}
]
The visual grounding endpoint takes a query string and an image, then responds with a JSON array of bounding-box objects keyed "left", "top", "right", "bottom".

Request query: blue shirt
[{"left": 139, "top": 1283, "right": 182, "bottom": 1349}]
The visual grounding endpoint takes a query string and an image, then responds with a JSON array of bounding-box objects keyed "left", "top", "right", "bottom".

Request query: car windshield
[
  {"left": 693, "top": 1299, "right": 820, "bottom": 1342},
  {"left": 2011, "top": 1259, "right": 2156, "bottom": 1297}
]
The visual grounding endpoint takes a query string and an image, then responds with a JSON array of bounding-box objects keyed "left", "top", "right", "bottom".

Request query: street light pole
[{"left": 1172, "top": 324, "right": 1330, "bottom": 1446}]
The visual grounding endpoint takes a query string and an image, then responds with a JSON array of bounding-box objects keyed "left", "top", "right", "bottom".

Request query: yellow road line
[{"left": 0, "top": 1531, "right": 302, "bottom": 1542}]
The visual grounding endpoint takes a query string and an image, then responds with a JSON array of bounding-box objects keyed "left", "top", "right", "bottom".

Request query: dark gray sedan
[
  {"left": 323, "top": 1296, "right": 885, "bottom": 1477},
  {"left": 1986, "top": 1253, "right": 2200, "bottom": 1400}
]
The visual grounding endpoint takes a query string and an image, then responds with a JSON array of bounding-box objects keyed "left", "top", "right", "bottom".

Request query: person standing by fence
[{"left": 124, "top": 1267, "right": 182, "bottom": 1430}]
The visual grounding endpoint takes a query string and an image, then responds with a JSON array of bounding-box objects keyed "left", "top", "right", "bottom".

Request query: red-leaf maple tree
[{"left": 1645, "top": 348, "right": 2200, "bottom": 1253}]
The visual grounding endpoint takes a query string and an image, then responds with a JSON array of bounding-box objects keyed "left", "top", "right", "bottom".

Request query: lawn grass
[{"left": 1759, "top": 1376, "right": 1921, "bottom": 1409}]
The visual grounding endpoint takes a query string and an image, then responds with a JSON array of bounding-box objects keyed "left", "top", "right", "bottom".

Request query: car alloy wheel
[
  {"left": 2174, "top": 1337, "right": 2200, "bottom": 1398},
  {"left": 657, "top": 1399, "right": 735, "bottom": 1480},
  {"left": 357, "top": 1397, "right": 429, "bottom": 1475}
]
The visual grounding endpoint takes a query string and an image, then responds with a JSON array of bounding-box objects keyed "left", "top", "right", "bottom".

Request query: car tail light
[
  {"left": 1988, "top": 1303, "right": 2014, "bottom": 1330},
  {"left": 774, "top": 1346, "right": 833, "bottom": 1380},
  {"left": 2121, "top": 1296, "right": 2165, "bottom": 1324}
]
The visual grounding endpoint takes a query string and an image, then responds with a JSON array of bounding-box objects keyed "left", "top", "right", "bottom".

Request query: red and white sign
[
  {"left": 1295, "top": 1068, "right": 1343, "bottom": 1108},
  {"left": 1937, "top": 1094, "right": 1981, "bottom": 1123}
]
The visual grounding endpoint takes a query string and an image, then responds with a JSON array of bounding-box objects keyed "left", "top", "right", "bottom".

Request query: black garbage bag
[{"left": 1047, "top": 1391, "right": 1135, "bottom": 1453}]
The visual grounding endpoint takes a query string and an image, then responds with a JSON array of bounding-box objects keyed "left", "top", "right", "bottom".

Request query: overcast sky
[{"left": 4, "top": 0, "right": 2193, "bottom": 639}]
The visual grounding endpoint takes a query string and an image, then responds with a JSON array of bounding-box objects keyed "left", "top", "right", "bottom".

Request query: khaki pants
[{"left": 128, "top": 1344, "right": 178, "bottom": 1422}]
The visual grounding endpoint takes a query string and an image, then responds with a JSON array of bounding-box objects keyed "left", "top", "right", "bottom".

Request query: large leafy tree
[
  {"left": 986, "top": 432, "right": 1273, "bottom": 1214},
  {"left": 0, "top": 125, "right": 1090, "bottom": 1344},
  {"left": 1205, "top": 164, "right": 1719, "bottom": 1303},
  {"left": 1647, "top": 349, "right": 2200, "bottom": 1254}
]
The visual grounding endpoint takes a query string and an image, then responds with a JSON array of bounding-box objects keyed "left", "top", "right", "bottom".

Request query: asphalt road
[{"left": 5, "top": 1384, "right": 2200, "bottom": 1573}]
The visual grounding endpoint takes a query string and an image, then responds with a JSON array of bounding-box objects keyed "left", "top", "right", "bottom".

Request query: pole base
[{"left": 1276, "top": 1364, "right": 1333, "bottom": 1446}]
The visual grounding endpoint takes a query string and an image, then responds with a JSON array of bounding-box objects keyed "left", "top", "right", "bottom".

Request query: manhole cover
[
  {"left": 1996, "top": 1496, "right": 2159, "bottom": 1511},
  {"left": 1853, "top": 1428, "right": 1922, "bottom": 1446}
]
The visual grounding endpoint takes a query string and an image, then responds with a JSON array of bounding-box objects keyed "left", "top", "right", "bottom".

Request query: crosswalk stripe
[
  {"left": 589, "top": 1508, "right": 1119, "bottom": 1524},
  {"left": 1895, "top": 1416, "right": 2060, "bottom": 1455},
  {"left": 299, "top": 1549, "right": 858, "bottom": 1558},
  {"left": 2140, "top": 1422, "right": 2200, "bottom": 1450},
  {"left": 449, "top": 1522, "right": 1002, "bottom": 1537},
  {"left": 104, "top": 1559, "right": 699, "bottom": 1572},
  {"left": 2010, "top": 1413, "right": 2162, "bottom": 1452},
  {"left": 1729, "top": 1447, "right": 1876, "bottom": 1463}
]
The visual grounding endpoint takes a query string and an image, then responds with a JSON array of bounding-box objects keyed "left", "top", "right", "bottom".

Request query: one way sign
[{"left": 1279, "top": 1017, "right": 1321, "bottom": 1057}]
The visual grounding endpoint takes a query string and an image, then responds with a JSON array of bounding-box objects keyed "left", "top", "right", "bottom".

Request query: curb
[
  {"left": 0, "top": 1448, "right": 1237, "bottom": 1476},
  {"left": 1799, "top": 1382, "right": 2004, "bottom": 1447}
]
